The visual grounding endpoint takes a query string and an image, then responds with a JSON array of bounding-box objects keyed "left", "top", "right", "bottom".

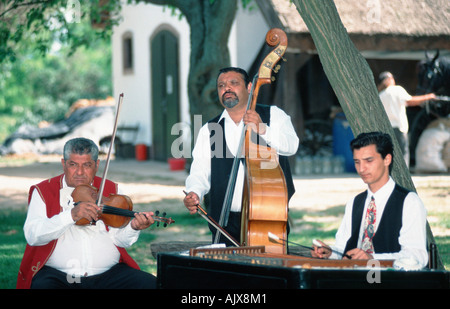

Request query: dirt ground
[{"left": 1, "top": 155, "right": 449, "bottom": 239}]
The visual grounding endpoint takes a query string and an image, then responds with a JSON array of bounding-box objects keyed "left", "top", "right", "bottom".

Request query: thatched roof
[{"left": 256, "top": 0, "right": 450, "bottom": 52}]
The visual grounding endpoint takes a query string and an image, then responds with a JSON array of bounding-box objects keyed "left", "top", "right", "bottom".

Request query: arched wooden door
[{"left": 151, "top": 29, "right": 180, "bottom": 161}]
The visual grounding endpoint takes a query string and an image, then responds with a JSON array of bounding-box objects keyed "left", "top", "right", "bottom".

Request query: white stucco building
[{"left": 112, "top": 2, "right": 268, "bottom": 160}]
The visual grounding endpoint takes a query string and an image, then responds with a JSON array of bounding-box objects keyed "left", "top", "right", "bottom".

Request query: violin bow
[
  {"left": 197, "top": 205, "right": 241, "bottom": 247},
  {"left": 183, "top": 191, "right": 240, "bottom": 247},
  {"left": 97, "top": 93, "right": 124, "bottom": 206}
]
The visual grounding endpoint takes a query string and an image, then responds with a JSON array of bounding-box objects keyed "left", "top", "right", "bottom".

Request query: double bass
[{"left": 215, "top": 28, "right": 289, "bottom": 254}]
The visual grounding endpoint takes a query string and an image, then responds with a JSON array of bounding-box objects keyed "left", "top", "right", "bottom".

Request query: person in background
[{"left": 377, "top": 71, "right": 436, "bottom": 167}]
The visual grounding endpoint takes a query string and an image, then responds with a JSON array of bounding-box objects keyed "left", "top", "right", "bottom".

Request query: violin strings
[{"left": 101, "top": 205, "right": 135, "bottom": 218}]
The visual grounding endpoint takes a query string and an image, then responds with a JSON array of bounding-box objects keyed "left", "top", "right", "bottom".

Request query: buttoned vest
[{"left": 344, "top": 184, "right": 409, "bottom": 254}]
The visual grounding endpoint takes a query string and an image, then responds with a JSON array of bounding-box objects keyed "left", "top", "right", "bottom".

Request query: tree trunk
[
  {"left": 292, "top": 0, "right": 442, "bottom": 269},
  {"left": 145, "top": 0, "right": 238, "bottom": 123},
  {"left": 182, "top": 0, "right": 238, "bottom": 123}
]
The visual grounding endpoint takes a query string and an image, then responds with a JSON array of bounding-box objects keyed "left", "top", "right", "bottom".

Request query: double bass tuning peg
[
  {"left": 271, "top": 62, "right": 285, "bottom": 80},
  {"left": 273, "top": 64, "right": 281, "bottom": 73},
  {"left": 272, "top": 56, "right": 287, "bottom": 70},
  {"left": 271, "top": 66, "right": 281, "bottom": 81}
]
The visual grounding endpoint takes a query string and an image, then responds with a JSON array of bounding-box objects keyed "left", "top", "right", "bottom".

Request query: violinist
[
  {"left": 184, "top": 67, "right": 299, "bottom": 245},
  {"left": 17, "top": 137, "right": 156, "bottom": 289}
]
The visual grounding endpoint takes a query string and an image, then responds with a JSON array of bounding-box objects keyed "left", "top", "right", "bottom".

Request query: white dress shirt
[
  {"left": 185, "top": 105, "right": 299, "bottom": 212},
  {"left": 379, "top": 85, "right": 412, "bottom": 133},
  {"left": 332, "top": 177, "right": 428, "bottom": 267},
  {"left": 23, "top": 176, "right": 140, "bottom": 277}
]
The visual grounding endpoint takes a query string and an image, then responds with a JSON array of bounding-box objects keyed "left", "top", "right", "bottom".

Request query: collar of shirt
[
  {"left": 60, "top": 176, "right": 75, "bottom": 211},
  {"left": 218, "top": 109, "right": 243, "bottom": 126},
  {"left": 356, "top": 177, "right": 396, "bottom": 245},
  {"left": 366, "top": 177, "right": 396, "bottom": 220}
]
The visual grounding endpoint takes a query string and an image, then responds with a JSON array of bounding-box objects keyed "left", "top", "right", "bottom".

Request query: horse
[
  {"left": 417, "top": 50, "right": 450, "bottom": 96},
  {"left": 409, "top": 50, "right": 450, "bottom": 167}
]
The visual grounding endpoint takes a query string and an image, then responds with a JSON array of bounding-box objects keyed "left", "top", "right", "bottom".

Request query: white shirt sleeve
[
  {"left": 261, "top": 106, "right": 299, "bottom": 156},
  {"left": 332, "top": 197, "right": 355, "bottom": 258},
  {"left": 24, "top": 188, "right": 75, "bottom": 246},
  {"left": 185, "top": 106, "right": 299, "bottom": 202},
  {"left": 108, "top": 223, "right": 140, "bottom": 248},
  {"left": 185, "top": 123, "right": 212, "bottom": 201}
]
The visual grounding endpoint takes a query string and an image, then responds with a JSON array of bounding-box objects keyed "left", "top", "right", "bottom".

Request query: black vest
[
  {"left": 344, "top": 184, "right": 409, "bottom": 254},
  {"left": 207, "top": 104, "right": 295, "bottom": 224}
]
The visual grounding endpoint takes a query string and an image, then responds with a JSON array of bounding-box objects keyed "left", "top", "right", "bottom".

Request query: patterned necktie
[{"left": 361, "top": 196, "right": 376, "bottom": 253}]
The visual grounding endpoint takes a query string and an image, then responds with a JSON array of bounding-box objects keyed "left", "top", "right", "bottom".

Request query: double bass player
[{"left": 183, "top": 66, "right": 298, "bottom": 246}]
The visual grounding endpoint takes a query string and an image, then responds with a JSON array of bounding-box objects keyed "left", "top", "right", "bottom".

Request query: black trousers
[{"left": 31, "top": 263, "right": 156, "bottom": 289}]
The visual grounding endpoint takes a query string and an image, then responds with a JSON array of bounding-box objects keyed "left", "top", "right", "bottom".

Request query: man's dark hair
[
  {"left": 217, "top": 67, "right": 251, "bottom": 87},
  {"left": 350, "top": 132, "right": 394, "bottom": 172},
  {"left": 63, "top": 138, "right": 99, "bottom": 161}
]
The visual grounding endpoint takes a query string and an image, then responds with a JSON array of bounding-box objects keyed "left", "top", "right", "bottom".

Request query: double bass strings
[{"left": 213, "top": 73, "right": 259, "bottom": 245}]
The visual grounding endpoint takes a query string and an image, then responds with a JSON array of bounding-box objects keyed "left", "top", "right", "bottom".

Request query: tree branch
[{"left": 0, "top": 0, "right": 49, "bottom": 20}]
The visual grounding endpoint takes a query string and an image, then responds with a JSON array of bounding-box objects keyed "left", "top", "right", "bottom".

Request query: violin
[
  {"left": 71, "top": 94, "right": 174, "bottom": 229},
  {"left": 73, "top": 184, "right": 174, "bottom": 228}
]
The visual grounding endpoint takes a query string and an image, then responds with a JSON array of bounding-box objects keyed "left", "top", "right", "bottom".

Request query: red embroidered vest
[{"left": 16, "top": 174, "right": 139, "bottom": 289}]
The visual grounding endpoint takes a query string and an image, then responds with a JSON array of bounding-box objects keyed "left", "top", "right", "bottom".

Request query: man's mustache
[{"left": 222, "top": 91, "right": 237, "bottom": 101}]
